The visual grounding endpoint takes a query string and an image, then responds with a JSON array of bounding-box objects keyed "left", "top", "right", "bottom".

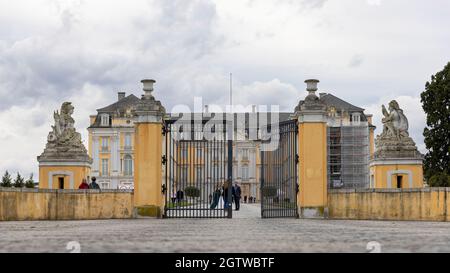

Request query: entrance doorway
[
  {"left": 396, "top": 175, "right": 403, "bottom": 189},
  {"left": 58, "top": 177, "right": 65, "bottom": 189}
]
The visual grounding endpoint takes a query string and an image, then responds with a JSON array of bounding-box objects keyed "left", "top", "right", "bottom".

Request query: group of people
[
  {"left": 171, "top": 190, "right": 185, "bottom": 204},
  {"left": 243, "top": 196, "right": 256, "bottom": 204},
  {"left": 210, "top": 183, "right": 242, "bottom": 211},
  {"left": 78, "top": 177, "right": 100, "bottom": 190}
]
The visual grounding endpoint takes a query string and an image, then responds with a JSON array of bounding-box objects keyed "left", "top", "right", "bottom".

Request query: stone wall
[
  {"left": 0, "top": 188, "right": 134, "bottom": 221},
  {"left": 329, "top": 188, "right": 450, "bottom": 222}
]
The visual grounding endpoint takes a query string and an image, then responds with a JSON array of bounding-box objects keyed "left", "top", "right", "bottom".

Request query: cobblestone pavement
[{"left": 2, "top": 204, "right": 450, "bottom": 253}]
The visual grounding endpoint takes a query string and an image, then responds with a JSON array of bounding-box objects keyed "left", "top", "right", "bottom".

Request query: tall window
[
  {"left": 212, "top": 148, "right": 220, "bottom": 160},
  {"left": 196, "top": 167, "right": 203, "bottom": 182},
  {"left": 124, "top": 134, "right": 132, "bottom": 149},
  {"left": 102, "top": 159, "right": 109, "bottom": 176},
  {"left": 101, "top": 137, "right": 109, "bottom": 152},
  {"left": 181, "top": 167, "right": 188, "bottom": 181},
  {"left": 242, "top": 149, "right": 249, "bottom": 160},
  {"left": 197, "top": 148, "right": 202, "bottom": 158},
  {"left": 352, "top": 113, "right": 361, "bottom": 124},
  {"left": 124, "top": 155, "right": 133, "bottom": 176},
  {"left": 101, "top": 114, "right": 110, "bottom": 126},
  {"left": 242, "top": 166, "right": 249, "bottom": 180},
  {"left": 181, "top": 147, "right": 188, "bottom": 159}
]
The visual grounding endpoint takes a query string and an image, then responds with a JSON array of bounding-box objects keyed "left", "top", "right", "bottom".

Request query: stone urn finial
[
  {"left": 141, "top": 79, "right": 156, "bottom": 99},
  {"left": 305, "top": 79, "right": 320, "bottom": 101}
]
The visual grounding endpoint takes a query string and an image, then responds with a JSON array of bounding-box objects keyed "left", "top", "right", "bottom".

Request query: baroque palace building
[{"left": 87, "top": 88, "right": 375, "bottom": 198}]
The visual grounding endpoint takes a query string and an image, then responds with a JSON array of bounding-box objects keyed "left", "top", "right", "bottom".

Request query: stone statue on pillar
[
  {"left": 381, "top": 100, "right": 409, "bottom": 140},
  {"left": 38, "top": 102, "right": 92, "bottom": 163},
  {"left": 374, "top": 100, "right": 421, "bottom": 159}
]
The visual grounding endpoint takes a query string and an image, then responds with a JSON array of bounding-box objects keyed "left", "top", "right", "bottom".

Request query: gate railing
[
  {"left": 261, "top": 119, "right": 299, "bottom": 218},
  {"left": 163, "top": 118, "right": 233, "bottom": 218}
]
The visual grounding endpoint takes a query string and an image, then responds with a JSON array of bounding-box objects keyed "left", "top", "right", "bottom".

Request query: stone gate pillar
[
  {"left": 295, "top": 79, "right": 328, "bottom": 218},
  {"left": 134, "top": 79, "right": 166, "bottom": 217}
]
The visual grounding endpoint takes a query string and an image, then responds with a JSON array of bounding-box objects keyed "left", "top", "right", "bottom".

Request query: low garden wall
[
  {"left": 0, "top": 188, "right": 134, "bottom": 221},
  {"left": 328, "top": 188, "right": 450, "bottom": 222}
]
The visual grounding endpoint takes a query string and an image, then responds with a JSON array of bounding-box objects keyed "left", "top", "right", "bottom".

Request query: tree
[
  {"left": 184, "top": 186, "right": 201, "bottom": 198},
  {"left": 13, "top": 173, "right": 25, "bottom": 188},
  {"left": 428, "top": 173, "right": 450, "bottom": 187},
  {"left": 1, "top": 171, "right": 13, "bottom": 188},
  {"left": 421, "top": 62, "right": 450, "bottom": 181},
  {"left": 25, "top": 174, "right": 35, "bottom": 189}
]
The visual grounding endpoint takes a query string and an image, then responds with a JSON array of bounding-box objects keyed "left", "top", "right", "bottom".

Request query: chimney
[
  {"left": 141, "top": 79, "right": 156, "bottom": 99},
  {"left": 118, "top": 92, "right": 126, "bottom": 101}
]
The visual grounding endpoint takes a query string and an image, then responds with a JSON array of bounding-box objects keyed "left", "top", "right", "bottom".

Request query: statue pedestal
[
  {"left": 370, "top": 136, "right": 424, "bottom": 189},
  {"left": 38, "top": 150, "right": 92, "bottom": 190},
  {"left": 370, "top": 158, "right": 424, "bottom": 189},
  {"left": 38, "top": 160, "right": 91, "bottom": 190}
]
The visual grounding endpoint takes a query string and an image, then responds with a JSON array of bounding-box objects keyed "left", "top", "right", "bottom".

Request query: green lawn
[{"left": 166, "top": 201, "right": 192, "bottom": 208}]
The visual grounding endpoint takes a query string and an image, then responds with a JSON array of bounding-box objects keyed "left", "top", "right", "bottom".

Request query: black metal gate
[
  {"left": 163, "top": 118, "right": 233, "bottom": 218},
  {"left": 261, "top": 120, "right": 299, "bottom": 218}
]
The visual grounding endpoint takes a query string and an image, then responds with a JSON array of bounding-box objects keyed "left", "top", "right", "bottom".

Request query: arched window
[{"left": 124, "top": 155, "right": 133, "bottom": 176}]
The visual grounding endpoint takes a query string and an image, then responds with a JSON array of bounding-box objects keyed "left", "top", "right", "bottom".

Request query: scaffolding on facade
[{"left": 327, "top": 124, "right": 370, "bottom": 189}]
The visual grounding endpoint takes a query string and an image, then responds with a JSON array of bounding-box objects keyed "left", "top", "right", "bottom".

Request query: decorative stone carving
[
  {"left": 374, "top": 100, "right": 421, "bottom": 159},
  {"left": 38, "top": 102, "right": 92, "bottom": 163},
  {"left": 135, "top": 79, "right": 166, "bottom": 122},
  {"left": 294, "top": 79, "right": 327, "bottom": 113}
]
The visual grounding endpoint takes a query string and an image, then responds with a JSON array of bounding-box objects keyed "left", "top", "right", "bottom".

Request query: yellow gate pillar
[
  {"left": 134, "top": 79, "right": 166, "bottom": 218},
  {"left": 295, "top": 79, "right": 328, "bottom": 218}
]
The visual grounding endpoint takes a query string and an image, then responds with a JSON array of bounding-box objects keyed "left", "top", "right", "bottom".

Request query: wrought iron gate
[
  {"left": 163, "top": 119, "right": 233, "bottom": 218},
  {"left": 261, "top": 120, "right": 299, "bottom": 218}
]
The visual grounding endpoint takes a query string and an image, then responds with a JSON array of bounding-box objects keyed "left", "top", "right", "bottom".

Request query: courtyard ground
[{"left": 1, "top": 203, "right": 450, "bottom": 253}]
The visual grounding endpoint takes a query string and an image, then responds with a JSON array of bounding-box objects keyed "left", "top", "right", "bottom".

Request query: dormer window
[
  {"left": 100, "top": 114, "right": 110, "bottom": 127},
  {"left": 351, "top": 113, "right": 361, "bottom": 124}
]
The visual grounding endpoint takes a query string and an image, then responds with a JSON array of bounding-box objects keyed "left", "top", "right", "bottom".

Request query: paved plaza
[{"left": 1, "top": 204, "right": 450, "bottom": 253}]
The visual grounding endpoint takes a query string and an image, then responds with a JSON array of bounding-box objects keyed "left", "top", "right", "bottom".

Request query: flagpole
[{"left": 230, "top": 73, "right": 233, "bottom": 113}]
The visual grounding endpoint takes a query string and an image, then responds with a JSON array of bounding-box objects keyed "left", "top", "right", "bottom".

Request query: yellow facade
[
  {"left": 370, "top": 163, "right": 424, "bottom": 189},
  {"left": 134, "top": 122, "right": 164, "bottom": 211},
  {"left": 298, "top": 122, "right": 328, "bottom": 215},
  {"left": 39, "top": 165, "right": 91, "bottom": 190}
]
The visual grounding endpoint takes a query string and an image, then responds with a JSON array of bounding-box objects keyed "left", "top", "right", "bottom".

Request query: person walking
[
  {"left": 233, "top": 184, "right": 242, "bottom": 211},
  {"left": 89, "top": 177, "right": 101, "bottom": 190},
  {"left": 222, "top": 181, "right": 232, "bottom": 209},
  {"left": 176, "top": 189, "right": 184, "bottom": 203},
  {"left": 78, "top": 178, "right": 89, "bottom": 190},
  {"left": 210, "top": 185, "right": 221, "bottom": 209},
  {"left": 171, "top": 192, "right": 177, "bottom": 204}
]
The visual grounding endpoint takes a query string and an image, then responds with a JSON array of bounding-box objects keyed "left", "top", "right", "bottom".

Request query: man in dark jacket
[
  {"left": 176, "top": 190, "right": 184, "bottom": 203},
  {"left": 233, "top": 184, "right": 242, "bottom": 211},
  {"left": 89, "top": 177, "right": 101, "bottom": 190},
  {"left": 223, "top": 182, "right": 232, "bottom": 209}
]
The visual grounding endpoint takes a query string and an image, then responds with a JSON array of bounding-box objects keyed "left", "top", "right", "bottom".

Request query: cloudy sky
[{"left": 1, "top": 0, "right": 449, "bottom": 179}]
